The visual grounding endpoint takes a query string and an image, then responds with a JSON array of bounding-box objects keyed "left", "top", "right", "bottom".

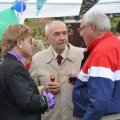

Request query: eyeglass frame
[
  {"left": 28, "top": 39, "right": 33, "bottom": 45},
  {"left": 78, "top": 25, "right": 87, "bottom": 33}
]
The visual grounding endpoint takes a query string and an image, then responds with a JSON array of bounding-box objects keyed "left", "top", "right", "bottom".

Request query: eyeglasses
[
  {"left": 28, "top": 39, "right": 32, "bottom": 45},
  {"left": 78, "top": 25, "right": 86, "bottom": 33}
]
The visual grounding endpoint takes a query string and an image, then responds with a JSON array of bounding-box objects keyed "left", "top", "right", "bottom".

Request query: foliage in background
[
  {"left": 24, "top": 18, "right": 45, "bottom": 40},
  {"left": 110, "top": 17, "right": 120, "bottom": 33},
  {"left": 24, "top": 18, "right": 50, "bottom": 48}
]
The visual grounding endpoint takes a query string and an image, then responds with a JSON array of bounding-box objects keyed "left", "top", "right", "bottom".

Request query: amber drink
[{"left": 50, "top": 74, "right": 55, "bottom": 82}]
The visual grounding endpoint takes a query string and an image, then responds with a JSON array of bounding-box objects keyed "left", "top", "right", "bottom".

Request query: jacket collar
[
  {"left": 87, "top": 32, "right": 113, "bottom": 53},
  {"left": 4, "top": 53, "right": 24, "bottom": 65},
  {"left": 45, "top": 43, "right": 75, "bottom": 64}
]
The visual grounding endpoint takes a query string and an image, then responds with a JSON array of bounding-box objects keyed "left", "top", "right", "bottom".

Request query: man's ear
[
  {"left": 45, "top": 35, "right": 51, "bottom": 44},
  {"left": 90, "top": 24, "right": 96, "bottom": 32},
  {"left": 45, "top": 35, "right": 48, "bottom": 41}
]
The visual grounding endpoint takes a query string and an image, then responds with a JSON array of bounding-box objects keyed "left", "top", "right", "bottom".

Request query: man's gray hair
[
  {"left": 83, "top": 10, "right": 111, "bottom": 31},
  {"left": 45, "top": 20, "right": 67, "bottom": 35}
]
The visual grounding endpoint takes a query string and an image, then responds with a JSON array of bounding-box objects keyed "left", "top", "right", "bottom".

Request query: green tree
[{"left": 110, "top": 17, "right": 120, "bottom": 33}]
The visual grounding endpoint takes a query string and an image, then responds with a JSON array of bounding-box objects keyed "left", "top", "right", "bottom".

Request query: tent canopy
[{"left": 0, "top": 0, "right": 120, "bottom": 23}]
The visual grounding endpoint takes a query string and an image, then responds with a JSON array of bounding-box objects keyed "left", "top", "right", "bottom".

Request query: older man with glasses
[{"left": 72, "top": 10, "right": 120, "bottom": 120}]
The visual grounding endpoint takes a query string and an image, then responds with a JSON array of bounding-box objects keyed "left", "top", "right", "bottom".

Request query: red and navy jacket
[{"left": 72, "top": 32, "right": 120, "bottom": 120}]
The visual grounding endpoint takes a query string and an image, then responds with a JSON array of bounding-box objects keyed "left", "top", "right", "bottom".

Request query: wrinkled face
[
  {"left": 20, "top": 35, "right": 33, "bottom": 58},
  {"left": 79, "top": 18, "right": 98, "bottom": 46},
  {"left": 79, "top": 21, "right": 90, "bottom": 46},
  {"left": 46, "top": 23, "right": 68, "bottom": 54},
  {"left": 79, "top": 18, "right": 95, "bottom": 46}
]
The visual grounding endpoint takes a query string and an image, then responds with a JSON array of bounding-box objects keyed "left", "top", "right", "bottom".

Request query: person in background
[
  {"left": 115, "top": 20, "right": 120, "bottom": 40},
  {"left": 0, "top": 24, "right": 54, "bottom": 120},
  {"left": 25, "top": 39, "right": 45, "bottom": 70},
  {"left": 72, "top": 10, "right": 120, "bottom": 120},
  {"left": 32, "top": 39, "right": 45, "bottom": 55},
  {"left": 30, "top": 20, "right": 85, "bottom": 120}
]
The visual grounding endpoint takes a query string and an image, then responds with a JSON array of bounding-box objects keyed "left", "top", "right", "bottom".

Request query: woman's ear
[
  {"left": 17, "top": 40, "right": 22, "bottom": 49},
  {"left": 19, "top": 45, "right": 22, "bottom": 48}
]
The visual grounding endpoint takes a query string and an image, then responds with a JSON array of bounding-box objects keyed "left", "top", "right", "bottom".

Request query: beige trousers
[{"left": 75, "top": 113, "right": 120, "bottom": 120}]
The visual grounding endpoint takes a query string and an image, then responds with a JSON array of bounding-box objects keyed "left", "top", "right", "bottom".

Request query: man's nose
[{"left": 60, "top": 34, "right": 65, "bottom": 39}]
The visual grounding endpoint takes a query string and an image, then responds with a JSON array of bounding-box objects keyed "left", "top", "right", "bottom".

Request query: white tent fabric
[{"left": 0, "top": 0, "right": 120, "bottom": 23}]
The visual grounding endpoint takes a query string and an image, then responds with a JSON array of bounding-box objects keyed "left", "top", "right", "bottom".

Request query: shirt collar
[
  {"left": 45, "top": 44, "right": 75, "bottom": 64},
  {"left": 52, "top": 45, "right": 68, "bottom": 60},
  {"left": 8, "top": 50, "right": 25, "bottom": 66}
]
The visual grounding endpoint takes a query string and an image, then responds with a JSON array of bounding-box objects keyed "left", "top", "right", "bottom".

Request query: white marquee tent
[{"left": 0, "top": 0, "right": 120, "bottom": 23}]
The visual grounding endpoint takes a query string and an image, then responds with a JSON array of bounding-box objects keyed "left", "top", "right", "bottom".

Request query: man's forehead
[
  {"left": 51, "top": 25, "right": 67, "bottom": 32},
  {"left": 50, "top": 22, "right": 66, "bottom": 28}
]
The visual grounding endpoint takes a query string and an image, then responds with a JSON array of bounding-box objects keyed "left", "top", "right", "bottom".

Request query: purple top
[
  {"left": 8, "top": 50, "right": 25, "bottom": 66},
  {"left": 43, "top": 91, "right": 55, "bottom": 109}
]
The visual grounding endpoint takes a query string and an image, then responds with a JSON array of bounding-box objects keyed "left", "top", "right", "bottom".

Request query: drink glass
[{"left": 50, "top": 73, "right": 56, "bottom": 82}]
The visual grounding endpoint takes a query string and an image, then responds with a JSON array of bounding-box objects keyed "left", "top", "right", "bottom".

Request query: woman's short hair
[{"left": 1, "top": 24, "right": 32, "bottom": 56}]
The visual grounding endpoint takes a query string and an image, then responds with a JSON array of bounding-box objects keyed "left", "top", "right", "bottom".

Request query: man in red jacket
[{"left": 72, "top": 10, "right": 120, "bottom": 120}]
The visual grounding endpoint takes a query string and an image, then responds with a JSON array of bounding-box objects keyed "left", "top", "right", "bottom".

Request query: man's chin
[{"left": 59, "top": 46, "right": 66, "bottom": 50}]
